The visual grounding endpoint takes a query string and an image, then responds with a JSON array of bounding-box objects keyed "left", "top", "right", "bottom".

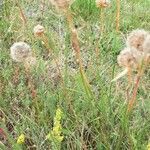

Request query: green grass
[{"left": 0, "top": 0, "right": 150, "bottom": 149}]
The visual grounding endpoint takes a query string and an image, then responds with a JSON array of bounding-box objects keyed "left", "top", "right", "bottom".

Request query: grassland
[{"left": 0, "top": 0, "right": 150, "bottom": 149}]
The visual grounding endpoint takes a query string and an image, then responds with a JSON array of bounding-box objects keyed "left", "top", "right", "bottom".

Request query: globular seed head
[
  {"left": 143, "top": 35, "right": 150, "bottom": 64},
  {"left": 95, "top": 0, "right": 110, "bottom": 8},
  {"left": 126, "top": 29, "right": 149, "bottom": 52},
  {"left": 45, "top": 54, "right": 65, "bottom": 87},
  {"left": 49, "top": 0, "right": 73, "bottom": 10},
  {"left": 33, "top": 24, "right": 45, "bottom": 37},
  {"left": 143, "top": 34, "right": 150, "bottom": 54},
  {"left": 24, "top": 56, "right": 37, "bottom": 69},
  {"left": 130, "top": 47, "right": 145, "bottom": 65},
  {"left": 117, "top": 47, "right": 138, "bottom": 69},
  {"left": 10, "top": 42, "right": 32, "bottom": 62}
]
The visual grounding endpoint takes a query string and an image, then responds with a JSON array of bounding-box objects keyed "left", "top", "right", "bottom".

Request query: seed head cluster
[
  {"left": 117, "top": 29, "right": 150, "bottom": 69},
  {"left": 117, "top": 47, "right": 137, "bottom": 69},
  {"left": 10, "top": 42, "right": 37, "bottom": 68},
  {"left": 10, "top": 42, "right": 32, "bottom": 62},
  {"left": 126, "top": 29, "right": 149, "bottom": 52},
  {"left": 143, "top": 35, "right": 150, "bottom": 53},
  {"left": 33, "top": 24, "right": 45, "bottom": 37},
  {"left": 49, "top": 0, "right": 73, "bottom": 10},
  {"left": 24, "top": 56, "right": 37, "bottom": 68},
  {"left": 96, "top": 0, "right": 110, "bottom": 8}
]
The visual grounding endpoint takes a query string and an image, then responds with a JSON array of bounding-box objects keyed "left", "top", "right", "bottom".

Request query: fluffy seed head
[
  {"left": 49, "top": 0, "right": 73, "bottom": 10},
  {"left": 46, "top": 62, "right": 61, "bottom": 86},
  {"left": 130, "top": 47, "right": 145, "bottom": 64},
  {"left": 24, "top": 56, "right": 37, "bottom": 68},
  {"left": 143, "top": 34, "right": 150, "bottom": 54},
  {"left": 143, "top": 35, "right": 150, "bottom": 64},
  {"left": 117, "top": 47, "right": 137, "bottom": 68},
  {"left": 33, "top": 24, "right": 45, "bottom": 37},
  {"left": 10, "top": 42, "right": 32, "bottom": 62},
  {"left": 96, "top": 0, "right": 110, "bottom": 8},
  {"left": 126, "top": 29, "right": 149, "bottom": 52}
]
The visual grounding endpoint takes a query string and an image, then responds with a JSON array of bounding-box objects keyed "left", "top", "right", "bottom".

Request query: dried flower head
[
  {"left": 126, "top": 29, "right": 149, "bottom": 52},
  {"left": 130, "top": 47, "right": 145, "bottom": 64},
  {"left": 10, "top": 42, "right": 32, "bottom": 62},
  {"left": 143, "top": 34, "right": 150, "bottom": 54},
  {"left": 49, "top": 0, "right": 73, "bottom": 10},
  {"left": 96, "top": 0, "right": 110, "bottom": 8},
  {"left": 117, "top": 47, "right": 137, "bottom": 69},
  {"left": 33, "top": 24, "right": 45, "bottom": 37},
  {"left": 113, "top": 30, "right": 150, "bottom": 82},
  {"left": 24, "top": 56, "right": 37, "bottom": 68},
  {"left": 46, "top": 61, "right": 61, "bottom": 86},
  {"left": 143, "top": 35, "right": 150, "bottom": 64}
]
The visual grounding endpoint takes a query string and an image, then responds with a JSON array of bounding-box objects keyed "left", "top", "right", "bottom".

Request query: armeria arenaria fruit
[
  {"left": 96, "top": 0, "right": 110, "bottom": 8},
  {"left": 117, "top": 47, "right": 138, "bottom": 69},
  {"left": 49, "top": 0, "right": 73, "bottom": 11},
  {"left": 143, "top": 34, "right": 150, "bottom": 55},
  {"left": 10, "top": 42, "right": 32, "bottom": 62},
  {"left": 24, "top": 56, "right": 37, "bottom": 69},
  {"left": 112, "top": 29, "right": 150, "bottom": 82},
  {"left": 33, "top": 24, "right": 45, "bottom": 37},
  {"left": 126, "top": 29, "right": 149, "bottom": 52}
]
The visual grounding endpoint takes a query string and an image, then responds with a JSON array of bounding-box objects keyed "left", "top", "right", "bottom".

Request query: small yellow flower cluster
[
  {"left": 46, "top": 108, "right": 64, "bottom": 143},
  {"left": 17, "top": 134, "right": 25, "bottom": 144},
  {"left": 147, "top": 143, "right": 150, "bottom": 150}
]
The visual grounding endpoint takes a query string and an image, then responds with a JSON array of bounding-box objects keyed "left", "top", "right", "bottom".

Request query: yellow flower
[
  {"left": 46, "top": 108, "right": 64, "bottom": 143},
  {"left": 147, "top": 143, "right": 150, "bottom": 150},
  {"left": 17, "top": 134, "right": 25, "bottom": 144},
  {"left": 53, "top": 124, "right": 61, "bottom": 134},
  {"left": 55, "top": 135, "right": 64, "bottom": 142},
  {"left": 54, "top": 108, "right": 63, "bottom": 122}
]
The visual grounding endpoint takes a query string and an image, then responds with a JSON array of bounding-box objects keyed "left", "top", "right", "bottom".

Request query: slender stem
[
  {"left": 116, "top": 0, "right": 120, "bottom": 32},
  {"left": 41, "top": 34, "right": 52, "bottom": 54},
  {"left": 100, "top": 9, "right": 104, "bottom": 34},
  {"left": 127, "top": 75, "right": 141, "bottom": 112},
  {"left": 16, "top": 1, "right": 27, "bottom": 24},
  {"left": 40, "top": 0, "right": 45, "bottom": 16},
  {"left": 24, "top": 66, "right": 40, "bottom": 122},
  {"left": 66, "top": 10, "right": 93, "bottom": 98},
  {"left": 127, "top": 64, "right": 144, "bottom": 113},
  {"left": 127, "top": 66, "right": 132, "bottom": 84}
]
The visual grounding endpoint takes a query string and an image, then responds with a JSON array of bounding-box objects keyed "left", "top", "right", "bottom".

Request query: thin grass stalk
[
  {"left": 37, "top": 31, "right": 73, "bottom": 110},
  {"left": 16, "top": 1, "right": 27, "bottom": 25},
  {"left": 16, "top": 0, "right": 27, "bottom": 39},
  {"left": 100, "top": 9, "right": 104, "bottom": 34},
  {"left": 127, "top": 63, "right": 145, "bottom": 113},
  {"left": 24, "top": 66, "right": 40, "bottom": 122},
  {"left": 126, "top": 66, "right": 132, "bottom": 100},
  {"left": 41, "top": 34, "right": 52, "bottom": 54},
  {"left": 127, "top": 75, "right": 141, "bottom": 112},
  {"left": 40, "top": 0, "right": 45, "bottom": 16},
  {"left": 66, "top": 10, "right": 93, "bottom": 98},
  {"left": 37, "top": 32, "right": 63, "bottom": 83},
  {"left": 116, "top": 0, "right": 120, "bottom": 32},
  {"left": 95, "top": 42, "right": 100, "bottom": 64}
]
